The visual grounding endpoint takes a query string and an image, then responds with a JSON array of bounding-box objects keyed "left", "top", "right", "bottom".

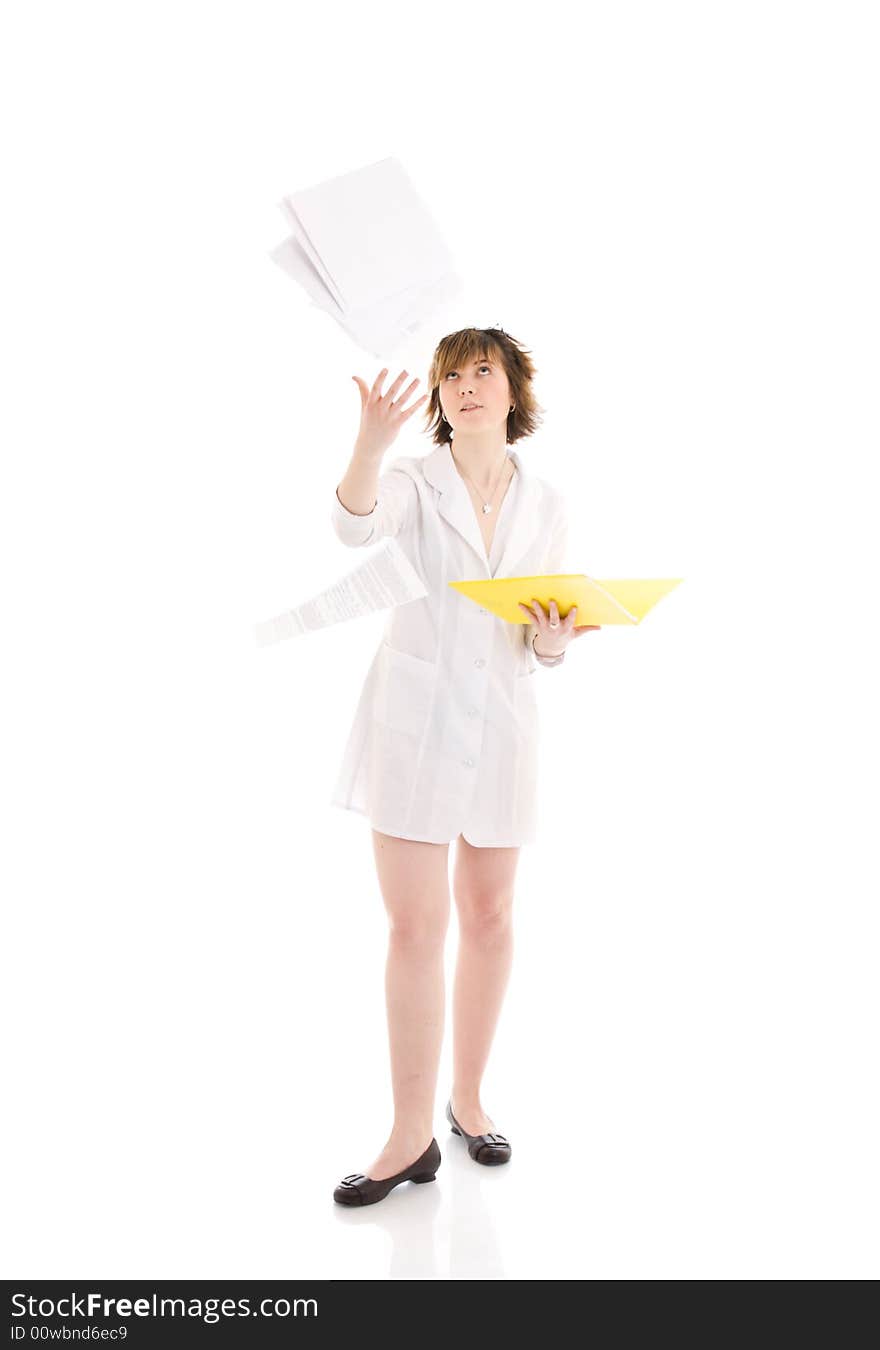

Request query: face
[{"left": 438, "top": 353, "right": 512, "bottom": 433}]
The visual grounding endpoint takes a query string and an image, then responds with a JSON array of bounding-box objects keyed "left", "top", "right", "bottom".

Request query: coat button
[
  {"left": 473, "top": 657, "right": 486, "bottom": 668},
  {"left": 464, "top": 757, "right": 475, "bottom": 767}
]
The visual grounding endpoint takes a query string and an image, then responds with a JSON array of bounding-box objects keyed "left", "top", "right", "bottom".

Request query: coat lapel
[{"left": 421, "top": 443, "right": 543, "bottom": 578}]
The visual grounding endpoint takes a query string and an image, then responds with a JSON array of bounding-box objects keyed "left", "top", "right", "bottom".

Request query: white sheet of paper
[
  {"left": 269, "top": 235, "right": 463, "bottom": 356},
  {"left": 268, "top": 234, "right": 344, "bottom": 314},
  {"left": 276, "top": 199, "right": 347, "bottom": 311},
  {"left": 254, "top": 538, "right": 428, "bottom": 647},
  {"left": 329, "top": 271, "right": 463, "bottom": 357},
  {"left": 278, "top": 156, "right": 454, "bottom": 312}
]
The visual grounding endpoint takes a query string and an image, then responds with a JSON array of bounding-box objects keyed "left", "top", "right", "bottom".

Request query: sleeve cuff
[{"left": 331, "top": 484, "right": 379, "bottom": 547}]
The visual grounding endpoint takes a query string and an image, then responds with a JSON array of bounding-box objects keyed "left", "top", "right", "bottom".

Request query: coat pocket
[
  {"left": 373, "top": 641, "right": 438, "bottom": 737},
  {"left": 513, "top": 665, "right": 538, "bottom": 734}
]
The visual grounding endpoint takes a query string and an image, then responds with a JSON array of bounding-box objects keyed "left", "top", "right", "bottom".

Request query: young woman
[{"left": 330, "top": 327, "right": 599, "bottom": 1207}]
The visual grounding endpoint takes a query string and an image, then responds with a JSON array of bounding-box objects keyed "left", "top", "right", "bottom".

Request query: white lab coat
[{"left": 329, "top": 442, "right": 569, "bottom": 846}]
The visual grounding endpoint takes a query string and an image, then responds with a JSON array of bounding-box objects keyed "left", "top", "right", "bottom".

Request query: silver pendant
[{"left": 482, "top": 502, "right": 492, "bottom": 514}]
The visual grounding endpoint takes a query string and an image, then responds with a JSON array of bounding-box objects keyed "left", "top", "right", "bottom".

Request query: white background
[{"left": 2, "top": 0, "right": 878, "bottom": 1279}]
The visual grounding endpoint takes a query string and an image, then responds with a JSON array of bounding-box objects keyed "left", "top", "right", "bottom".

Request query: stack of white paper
[{"left": 269, "top": 156, "right": 463, "bottom": 356}]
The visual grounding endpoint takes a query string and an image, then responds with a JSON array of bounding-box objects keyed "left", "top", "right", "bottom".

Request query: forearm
[{"left": 335, "top": 442, "right": 384, "bottom": 516}]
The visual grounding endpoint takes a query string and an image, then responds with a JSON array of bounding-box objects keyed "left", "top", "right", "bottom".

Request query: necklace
[{"left": 451, "top": 448, "right": 511, "bottom": 514}]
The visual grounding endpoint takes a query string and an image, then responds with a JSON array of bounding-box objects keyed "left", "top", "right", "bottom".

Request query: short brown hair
[{"left": 424, "top": 326, "right": 545, "bottom": 446}]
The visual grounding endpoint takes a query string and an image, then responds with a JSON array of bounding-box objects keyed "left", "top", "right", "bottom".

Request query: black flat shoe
[
  {"left": 446, "top": 1099, "right": 512, "bottom": 1165},
  {"left": 333, "top": 1137, "right": 441, "bottom": 1206}
]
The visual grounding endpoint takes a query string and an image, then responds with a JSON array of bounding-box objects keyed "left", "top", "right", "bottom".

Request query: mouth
[{"left": 460, "top": 404, "right": 482, "bottom": 412}]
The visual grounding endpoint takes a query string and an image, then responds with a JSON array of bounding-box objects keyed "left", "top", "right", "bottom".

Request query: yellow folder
[{"left": 448, "top": 574, "right": 683, "bottom": 625}]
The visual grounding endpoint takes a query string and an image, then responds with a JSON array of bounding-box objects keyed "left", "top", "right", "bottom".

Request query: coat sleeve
[
  {"left": 331, "top": 460, "right": 416, "bottom": 548},
  {"left": 522, "top": 490, "right": 569, "bottom": 653}
]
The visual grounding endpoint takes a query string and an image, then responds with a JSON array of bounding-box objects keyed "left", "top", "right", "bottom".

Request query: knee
[
  {"left": 387, "top": 910, "right": 449, "bottom": 954},
  {"left": 455, "top": 888, "right": 514, "bottom": 942}
]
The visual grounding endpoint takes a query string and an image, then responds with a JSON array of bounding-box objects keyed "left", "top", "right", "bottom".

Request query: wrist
[
  {"left": 353, "top": 439, "right": 387, "bottom": 463},
  {"left": 532, "top": 631, "right": 566, "bottom": 664}
]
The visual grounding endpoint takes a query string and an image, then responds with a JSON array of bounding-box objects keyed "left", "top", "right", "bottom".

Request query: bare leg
[
  {"left": 362, "top": 828, "right": 451, "bottom": 1182},
  {"left": 449, "top": 834, "right": 520, "bottom": 1135}
]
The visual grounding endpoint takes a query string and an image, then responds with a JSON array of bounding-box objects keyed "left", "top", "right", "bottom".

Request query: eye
[{"left": 445, "top": 365, "right": 491, "bottom": 379}]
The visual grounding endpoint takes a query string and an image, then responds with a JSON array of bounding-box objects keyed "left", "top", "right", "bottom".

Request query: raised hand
[{"left": 351, "top": 367, "right": 429, "bottom": 460}]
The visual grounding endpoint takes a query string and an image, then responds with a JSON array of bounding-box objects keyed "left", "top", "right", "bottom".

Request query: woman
[{"left": 330, "top": 328, "right": 599, "bottom": 1207}]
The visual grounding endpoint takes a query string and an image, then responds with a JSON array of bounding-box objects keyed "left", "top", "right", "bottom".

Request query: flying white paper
[
  {"left": 269, "top": 156, "right": 463, "bottom": 356},
  {"left": 254, "top": 537, "right": 428, "bottom": 647}
]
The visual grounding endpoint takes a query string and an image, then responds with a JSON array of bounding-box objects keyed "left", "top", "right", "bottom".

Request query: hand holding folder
[{"left": 448, "top": 574, "right": 683, "bottom": 625}]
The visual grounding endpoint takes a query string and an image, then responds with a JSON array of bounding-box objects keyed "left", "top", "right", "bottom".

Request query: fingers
[
  {"left": 518, "top": 601, "right": 602, "bottom": 634},
  {"left": 518, "top": 598, "right": 592, "bottom": 628},
  {"left": 549, "top": 601, "right": 580, "bottom": 630},
  {"left": 390, "top": 377, "right": 425, "bottom": 422},
  {"left": 529, "top": 598, "right": 576, "bottom": 627},
  {"left": 518, "top": 598, "right": 555, "bottom": 625},
  {"left": 359, "top": 368, "right": 426, "bottom": 418},
  {"left": 401, "top": 393, "right": 430, "bottom": 421},
  {"left": 392, "top": 377, "right": 422, "bottom": 409},
  {"left": 370, "top": 367, "right": 389, "bottom": 398},
  {"left": 371, "top": 368, "right": 425, "bottom": 417},
  {"left": 386, "top": 368, "right": 411, "bottom": 400}
]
